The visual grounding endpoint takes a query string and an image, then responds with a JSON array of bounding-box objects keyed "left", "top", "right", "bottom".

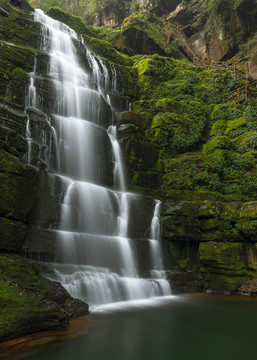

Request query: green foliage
[
  {"left": 244, "top": 102, "right": 257, "bottom": 130},
  {"left": 127, "top": 52, "right": 257, "bottom": 200},
  {"left": 147, "top": 100, "right": 210, "bottom": 155},
  {"left": 30, "top": 0, "right": 91, "bottom": 19},
  {"left": 203, "top": 135, "right": 234, "bottom": 154},
  {"left": 224, "top": 116, "right": 247, "bottom": 135}
]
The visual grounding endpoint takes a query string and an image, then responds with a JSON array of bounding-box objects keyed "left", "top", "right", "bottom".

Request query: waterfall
[{"left": 28, "top": 9, "right": 171, "bottom": 307}]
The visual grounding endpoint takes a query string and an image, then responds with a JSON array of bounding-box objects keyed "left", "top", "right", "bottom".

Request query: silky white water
[{"left": 28, "top": 9, "right": 171, "bottom": 306}]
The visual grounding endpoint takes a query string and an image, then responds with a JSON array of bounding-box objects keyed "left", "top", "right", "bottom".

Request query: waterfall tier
[{"left": 25, "top": 9, "right": 171, "bottom": 306}]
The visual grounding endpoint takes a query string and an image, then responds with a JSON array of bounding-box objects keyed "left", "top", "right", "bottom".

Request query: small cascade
[
  {"left": 25, "top": 114, "right": 32, "bottom": 164},
  {"left": 25, "top": 58, "right": 37, "bottom": 164},
  {"left": 149, "top": 200, "right": 168, "bottom": 279},
  {"left": 28, "top": 9, "right": 171, "bottom": 307},
  {"left": 107, "top": 125, "right": 126, "bottom": 191}
]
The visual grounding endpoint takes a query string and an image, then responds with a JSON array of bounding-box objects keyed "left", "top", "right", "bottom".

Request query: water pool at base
[{"left": 1, "top": 293, "right": 256, "bottom": 360}]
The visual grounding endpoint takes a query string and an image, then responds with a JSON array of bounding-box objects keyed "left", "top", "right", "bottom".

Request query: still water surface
[{"left": 1, "top": 293, "right": 256, "bottom": 360}]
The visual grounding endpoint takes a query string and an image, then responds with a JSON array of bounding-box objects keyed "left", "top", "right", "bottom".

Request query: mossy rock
[
  {"left": 232, "top": 131, "right": 257, "bottom": 153},
  {"left": 121, "top": 12, "right": 169, "bottom": 56},
  {"left": 0, "top": 1, "right": 39, "bottom": 49},
  {"left": 224, "top": 116, "right": 247, "bottom": 135},
  {"left": 161, "top": 201, "right": 202, "bottom": 241},
  {"left": 199, "top": 242, "right": 257, "bottom": 292},
  {"left": 131, "top": 170, "right": 159, "bottom": 189},
  {"left": 198, "top": 200, "right": 224, "bottom": 219},
  {"left": 82, "top": 34, "right": 132, "bottom": 66},
  {"left": 0, "top": 149, "right": 37, "bottom": 219},
  {"left": 133, "top": 55, "right": 177, "bottom": 98},
  {"left": 202, "top": 135, "right": 234, "bottom": 154},
  {"left": 119, "top": 65, "right": 138, "bottom": 100},
  {"left": 238, "top": 201, "right": 257, "bottom": 219},
  {"left": 210, "top": 120, "right": 226, "bottom": 136},
  {"left": 0, "top": 42, "right": 35, "bottom": 105},
  {"left": 161, "top": 155, "right": 198, "bottom": 191},
  {"left": 0, "top": 253, "right": 88, "bottom": 341},
  {"left": 235, "top": 220, "right": 257, "bottom": 239},
  {"left": 211, "top": 103, "right": 242, "bottom": 123},
  {"left": 131, "top": 99, "right": 156, "bottom": 114},
  {"left": 118, "top": 122, "right": 159, "bottom": 184},
  {"left": 119, "top": 111, "right": 152, "bottom": 130},
  {"left": 146, "top": 99, "right": 210, "bottom": 155},
  {"left": 46, "top": 7, "right": 97, "bottom": 38}
]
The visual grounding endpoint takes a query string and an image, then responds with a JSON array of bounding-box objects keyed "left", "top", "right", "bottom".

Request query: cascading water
[{"left": 27, "top": 9, "right": 171, "bottom": 307}]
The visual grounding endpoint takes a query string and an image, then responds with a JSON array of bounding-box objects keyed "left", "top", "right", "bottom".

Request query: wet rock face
[{"left": 161, "top": 200, "right": 257, "bottom": 294}]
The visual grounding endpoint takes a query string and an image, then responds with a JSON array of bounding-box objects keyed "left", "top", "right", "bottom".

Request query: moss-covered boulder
[
  {"left": 0, "top": 253, "right": 88, "bottom": 342},
  {"left": 121, "top": 12, "right": 168, "bottom": 56}
]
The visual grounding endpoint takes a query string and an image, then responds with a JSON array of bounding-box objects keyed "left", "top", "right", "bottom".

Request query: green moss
[
  {"left": 0, "top": 253, "right": 68, "bottom": 341},
  {"left": 0, "top": 42, "right": 35, "bottom": 73},
  {"left": 202, "top": 136, "right": 234, "bottom": 154},
  {"left": 211, "top": 103, "right": 242, "bottom": 123},
  {"left": 82, "top": 34, "right": 132, "bottom": 66},
  {"left": 121, "top": 12, "right": 169, "bottom": 55},
  {"left": 46, "top": 7, "right": 97, "bottom": 38},
  {"left": 120, "top": 66, "right": 138, "bottom": 100},
  {"left": 200, "top": 242, "right": 245, "bottom": 269},
  {"left": 199, "top": 242, "right": 257, "bottom": 292},
  {"left": 0, "top": 3, "right": 38, "bottom": 49},
  {"left": 224, "top": 116, "right": 247, "bottom": 134},
  {"left": 232, "top": 131, "right": 257, "bottom": 153},
  {"left": 146, "top": 100, "right": 210, "bottom": 155},
  {"left": 209, "top": 120, "right": 226, "bottom": 136},
  {"left": 235, "top": 220, "right": 257, "bottom": 237},
  {"left": 198, "top": 201, "right": 223, "bottom": 219},
  {"left": 238, "top": 202, "right": 257, "bottom": 219}
]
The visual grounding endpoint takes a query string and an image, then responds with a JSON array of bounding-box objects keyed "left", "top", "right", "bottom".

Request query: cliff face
[{"left": 165, "top": 0, "right": 257, "bottom": 62}]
